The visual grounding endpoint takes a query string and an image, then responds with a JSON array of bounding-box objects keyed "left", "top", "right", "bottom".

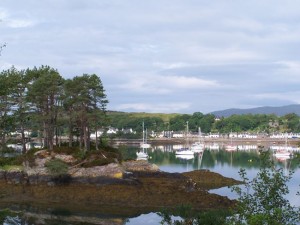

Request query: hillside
[
  {"left": 107, "top": 111, "right": 181, "bottom": 123},
  {"left": 210, "top": 104, "right": 300, "bottom": 117}
]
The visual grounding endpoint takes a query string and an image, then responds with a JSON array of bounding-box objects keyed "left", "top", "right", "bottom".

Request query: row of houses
[
  {"left": 8, "top": 128, "right": 300, "bottom": 141},
  {"left": 160, "top": 131, "right": 300, "bottom": 139}
]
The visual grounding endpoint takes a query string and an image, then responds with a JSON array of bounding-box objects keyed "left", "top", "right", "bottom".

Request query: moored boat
[{"left": 175, "top": 147, "right": 194, "bottom": 155}]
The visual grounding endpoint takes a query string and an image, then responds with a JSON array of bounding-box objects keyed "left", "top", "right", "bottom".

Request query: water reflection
[{"left": 146, "top": 144, "right": 300, "bottom": 172}]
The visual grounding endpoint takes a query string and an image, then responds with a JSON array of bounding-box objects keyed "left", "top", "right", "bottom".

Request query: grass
[{"left": 0, "top": 165, "right": 23, "bottom": 171}]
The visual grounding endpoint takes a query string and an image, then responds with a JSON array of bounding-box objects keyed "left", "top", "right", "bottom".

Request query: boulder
[
  {"left": 54, "top": 154, "right": 76, "bottom": 164},
  {"left": 122, "top": 160, "right": 160, "bottom": 172},
  {"left": 69, "top": 163, "right": 124, "bottom": 179}
]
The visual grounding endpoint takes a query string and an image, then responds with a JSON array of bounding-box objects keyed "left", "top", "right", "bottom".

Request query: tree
[
  {"left": 228, "top": 151, "right": 299, "bottom": 225},
  {"left": 26, "top": 65, "right": 64, "bottom": 151},
  {"left": 63, "top": 74, "right": 107, "bottom": 151},
  {"left": 5, "top": 67, "right": 31, "bottom": 153},
  {"left": 283, "top": 113, "right": 300, "bottom": 133},
  {"left": 0, "top": 68, "right": 18, "bottom": 147}
]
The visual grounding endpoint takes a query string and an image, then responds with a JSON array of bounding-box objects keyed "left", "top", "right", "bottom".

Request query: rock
[
  {"left": 122, "top": 160, "right": 160, "bottom": 172},
  {"left": 69, "top": 163, "right": 124, "bottom": 179},
  {"left": 25, "top": 165, "right": 51, "bottom": 184},
  {"left": 54, "top": 154, "right": 76, "bottom": 164},
  {"left": 5, "top": 169, "right": 26, "bottom": 184},
  {"left": 34, "top": 150, "right": 50, "bottom": 158},
  {"left": 34, "top": 157, "right": 51, "bottom": 168},
  {"left": 182, "top": 169, "right": 242, "bottom": 190},
  {"left": 0, "top": 169, "right": 5, "bottom": 179}
]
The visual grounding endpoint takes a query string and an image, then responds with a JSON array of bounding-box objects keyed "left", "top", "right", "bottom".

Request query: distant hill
[
  {"left": 210, "top": 104, "right": 300, "bottom": 117},
  {"left": 107, "top": 111, "right": 181, "bottom": 123}
]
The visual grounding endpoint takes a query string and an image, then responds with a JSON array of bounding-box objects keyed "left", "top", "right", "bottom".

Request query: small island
[{"left": 0, "top": 146, "right": 241, "bottom": 217}]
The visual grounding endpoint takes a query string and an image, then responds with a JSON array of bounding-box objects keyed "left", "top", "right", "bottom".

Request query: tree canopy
[{"left": 0, "top": 66, "right": 108, "bottom": 152}]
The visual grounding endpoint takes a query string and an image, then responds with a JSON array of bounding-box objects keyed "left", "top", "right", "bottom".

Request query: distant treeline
[{"left": 108, "top": 111, "right": 300, "bottom": 136}]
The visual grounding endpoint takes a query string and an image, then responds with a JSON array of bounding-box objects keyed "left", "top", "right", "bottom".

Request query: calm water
[{"left": 1, "top": 142, "right": 300, "bottom": 224}]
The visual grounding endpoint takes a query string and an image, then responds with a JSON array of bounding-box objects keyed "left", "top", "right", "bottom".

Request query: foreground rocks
[{"left": 0, "top": 153, "right": 241, "bottom": 216}]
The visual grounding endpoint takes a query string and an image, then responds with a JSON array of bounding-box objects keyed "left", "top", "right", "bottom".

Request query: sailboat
[
  {"left": 176, "top": 121, "right": 194, "bottom": 156},
  {"left": 137, "top": 122, "right": 150, "bottom": 159},
  {"left": 136, "top": 150, "right": 148, "bottom": 159},
  {"left": 191, "top": 127, "right": 205, "bottom": 153},
  {"left": 140, "top": 122, "right": 151, "bottom": 149}
]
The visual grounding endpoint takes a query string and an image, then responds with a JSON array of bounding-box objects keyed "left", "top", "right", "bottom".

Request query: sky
[{"left": 1, "top": 1, "right": 300, "bottom": 114}]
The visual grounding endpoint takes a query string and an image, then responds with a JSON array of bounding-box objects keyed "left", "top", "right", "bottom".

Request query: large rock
[
  {"left": 122, "top": 160, "right": 160, "bottom": 172},
  {"left": 54, "top": 154, "right": 76, "bottom": 164},
  {"left": 69, "top": 163, "right": 124, "bottom": 179}
]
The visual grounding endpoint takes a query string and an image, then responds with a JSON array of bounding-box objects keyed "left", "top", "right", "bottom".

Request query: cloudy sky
[{"left": 1, "top": 1, "right": 300, "bottom": 114}]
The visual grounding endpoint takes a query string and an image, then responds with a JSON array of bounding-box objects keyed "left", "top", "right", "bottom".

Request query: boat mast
[
  {"left": 142, "top": 121, "right": 145, "bottom": 144},
  {"left": 186, "top": 121, "right": 189, "bottom": 146}
]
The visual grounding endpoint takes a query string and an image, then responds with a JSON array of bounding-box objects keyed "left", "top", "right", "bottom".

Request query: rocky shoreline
[{"left": 0, "top": 150, "right": 242, "bottom": 216}]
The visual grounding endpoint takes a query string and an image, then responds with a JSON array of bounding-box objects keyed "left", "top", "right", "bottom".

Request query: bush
[
  {"left": 45, "top": 158, "right": 68, "bottom": 176},
  {"left": 0, "top": 157, "right": 22, "bottom": 168},
  {"left": 19, "top": 148, "right": 40, "bottom": 167},
  {"left": 81, "top": 150, "right": 117, "bottom": 168}
]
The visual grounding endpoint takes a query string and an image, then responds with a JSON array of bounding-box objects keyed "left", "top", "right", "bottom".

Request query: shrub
[
  {"left": 0, "top": 157, "right": 22, "bottom": 168},
  {"left": 45, "top": 158, "right": 68, "bottom": 176}
]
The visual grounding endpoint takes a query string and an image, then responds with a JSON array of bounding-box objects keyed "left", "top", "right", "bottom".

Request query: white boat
[
  {"left": 136, "top": 151, "right": 148, "bottom": 159},
  {"left": 191, "top": 127, "right": 204, "bottom": 153},
  {"left": 191, "top": 142, "right": 204, "bottom": 153},
  {"left": 175, "top": 147, "right": 194, "bottom": 155},
  {"left": 137, "top": 122, "right": 150, "bottom": 159},
  {"left": 140, "top": 143, "right": 151, "bottom": 149},
  {"left": 140, "top": 122, "right": 151, "bottom": 149}
]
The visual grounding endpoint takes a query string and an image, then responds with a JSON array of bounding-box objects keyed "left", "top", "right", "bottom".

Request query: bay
[{"left": 1, "top": 142, "right": 300, "bottom": 224}]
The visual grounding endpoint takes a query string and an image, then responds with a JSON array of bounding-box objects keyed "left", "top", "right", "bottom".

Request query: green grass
[{"left": 0, "top": 165, "right": 23, "bottom": 171}]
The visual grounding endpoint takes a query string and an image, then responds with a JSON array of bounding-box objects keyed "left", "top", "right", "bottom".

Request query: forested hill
[{"left": 211, "top": 104, "right": 300, "bottom": 117}]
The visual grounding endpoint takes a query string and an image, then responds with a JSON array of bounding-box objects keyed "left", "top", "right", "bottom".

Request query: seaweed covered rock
[
  {"left": 182, "top": 169, "right": 243, "bottom": 190},
  {"left": 122, "top": 160, "right": 160, "bottom": 172},
  {"left": 69, "top": 163, "right": 124, "bottom": 179}
]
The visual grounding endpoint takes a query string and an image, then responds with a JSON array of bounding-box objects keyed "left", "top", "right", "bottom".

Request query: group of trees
[
  {"left": 108, "top": 112, "right": 300, "bottom": 137},
  {"left": 0, "top": 66, "right": 107, "bottom": 153}
]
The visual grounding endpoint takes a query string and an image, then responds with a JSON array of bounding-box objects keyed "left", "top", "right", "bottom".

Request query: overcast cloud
[{"left": 1, "top": 0, "right": 300, "bottom": 113}]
